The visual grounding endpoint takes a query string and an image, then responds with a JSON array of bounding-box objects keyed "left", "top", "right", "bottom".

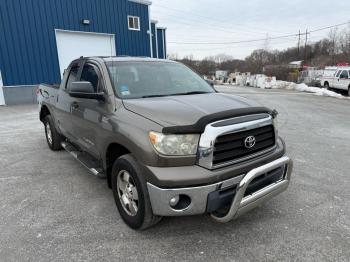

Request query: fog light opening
[{"left": 169, "top": 194, "right": 191, "bottom": 211}]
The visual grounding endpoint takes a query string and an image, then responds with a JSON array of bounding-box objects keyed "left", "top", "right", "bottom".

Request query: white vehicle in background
[{"left": 321, "top": 67, "right": 350, "bottom": 96}]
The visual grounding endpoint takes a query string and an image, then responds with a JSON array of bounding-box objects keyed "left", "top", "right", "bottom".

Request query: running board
[{"left": 61, "top": 141, "right": 106, "bottom": 178}]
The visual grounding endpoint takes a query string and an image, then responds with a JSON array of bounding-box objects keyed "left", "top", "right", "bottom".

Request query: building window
[{"left": 128, "top": 16, "right": 140, "bottom": 31}]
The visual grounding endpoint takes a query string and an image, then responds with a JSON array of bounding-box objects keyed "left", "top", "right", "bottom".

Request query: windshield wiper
[
  {"left": 142, "top": 91, "right": 211, "bottom": 98},
  {"left": 173, "top": 91, "right": 212, "bottom": 96},
  {"left": 141, "top": 94, "right": 172, "bottom": 98}
]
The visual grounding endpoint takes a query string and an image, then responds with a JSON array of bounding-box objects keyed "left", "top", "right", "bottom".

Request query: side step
[{"left": 61, "top": 141, "right": 106, "bottom": 178}]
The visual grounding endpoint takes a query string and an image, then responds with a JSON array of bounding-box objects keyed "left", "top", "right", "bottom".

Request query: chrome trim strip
[
  {"left": 147, "top": 156, "right": 292, "bottom": 218},
  {"left": 147, "top": 175, "right": 244, "bottom": 216},
  {"left": 197, "top": 114, "right": 275, "bottom": 169},
  {"left": 61, "top": 142, "right": 106, "bottom": 178},
  {"left": 212, "top": 145, "right": 277, "bottom": 169},
  {"left": 211, "top": 156, "right": 292, "bottom": 223}
]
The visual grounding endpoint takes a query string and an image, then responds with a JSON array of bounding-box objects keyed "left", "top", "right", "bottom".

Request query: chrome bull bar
[{"left": 211, "top": 156, "right": 293, "bottom": 223}]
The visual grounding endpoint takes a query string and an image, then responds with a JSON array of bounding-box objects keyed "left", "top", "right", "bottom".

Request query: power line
[
  {"left": 153, "top": 15, "right": 267, "bottom": 38},
  {"left": 309, "top": 21, "right": 350, "bottom": 33},
  {"left": 169, "top": 34, "right": 300, "bottom": 45},
  {"left": 170, "top": 38, "right": 299, "bottom": 52},
  {"left": 168, "top": 21, "right": 350, "bottom": 45},
  {"left": 151, "top": 4, "right": 284, "bottom": 35}
]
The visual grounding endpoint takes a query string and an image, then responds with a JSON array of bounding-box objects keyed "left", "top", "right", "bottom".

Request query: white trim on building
[
  {"left": 151, "top": 20, "right": 159, "bottom": 58},
  {"left": 0, "top": 70, "right": 5, "bottom": 105},
  {"left": 127, "top": 16, "right": 141, "bottom": 31},
  {"left": 128, "top": 0, "right": 152, "bottom": 5},
  {"left": 148, "top": 5, "right": 153, "bottom": 58}
]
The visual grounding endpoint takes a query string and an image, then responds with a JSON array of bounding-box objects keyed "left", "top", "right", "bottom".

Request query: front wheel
[{"left": 111, "top": 154, "right": 161, "bottom": 230}]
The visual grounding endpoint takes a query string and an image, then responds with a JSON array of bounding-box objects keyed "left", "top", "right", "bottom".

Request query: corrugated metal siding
[
  {"left": 0, "top": 0, "right": 152, "bottom": 86},
  {"left": 163, "top": 29, "right": 167, "bottom": 58},
  {"left": 157, "top": 28, "right": 166, "bottom": 59}
]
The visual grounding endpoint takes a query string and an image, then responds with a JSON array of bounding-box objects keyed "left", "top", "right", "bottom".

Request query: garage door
[{"left": 55, "top": 30, "right": 116, "bottom": 77}]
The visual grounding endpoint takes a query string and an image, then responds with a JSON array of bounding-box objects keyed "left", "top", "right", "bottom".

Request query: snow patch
[{"left": 270, "top": 81, "right": 348, "bottom": 99}]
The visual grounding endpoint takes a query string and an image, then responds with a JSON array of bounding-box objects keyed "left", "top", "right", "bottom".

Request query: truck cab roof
[{"left": 75, "top": 56, "right": 176, "bottom": 64}]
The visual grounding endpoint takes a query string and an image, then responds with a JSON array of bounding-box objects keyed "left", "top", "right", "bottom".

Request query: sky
[{"left": 150, "top": 0, "right": 350, "bottom": 60}]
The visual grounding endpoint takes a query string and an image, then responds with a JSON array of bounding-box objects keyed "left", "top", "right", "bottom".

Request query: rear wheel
[
  {"left": 111, "top": 154, "right": 161, "bottom": 230},
  {"left": 324, "top": 82, "right": 330, "bottom": 90},
  {"left": 43, "top": 115, "right": 63, "bottom": 151}
]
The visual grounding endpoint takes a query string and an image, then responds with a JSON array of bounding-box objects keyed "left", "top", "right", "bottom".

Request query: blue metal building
[{"left": 0, "top": 0, "right": 167, "bottom": 105}]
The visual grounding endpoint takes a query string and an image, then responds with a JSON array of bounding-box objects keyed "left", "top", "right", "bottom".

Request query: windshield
[{"left": 106, "top": 61, "right": 215, "bottom": 99}]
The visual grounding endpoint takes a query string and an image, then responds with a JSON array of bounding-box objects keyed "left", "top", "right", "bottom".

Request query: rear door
[
  {"left": 55, "top": 61, "right": 83, "bottom": 140},
  {"left": 69, "top": 61, "right": 108, "bottom": 158}
]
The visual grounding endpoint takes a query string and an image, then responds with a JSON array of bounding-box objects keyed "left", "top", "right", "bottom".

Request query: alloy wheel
[
  {"left": 117, "top": 170, "right": 139, "bottom": 216},
  {"left": 46, "top": 122, "right": 53, "bottom": 145}
]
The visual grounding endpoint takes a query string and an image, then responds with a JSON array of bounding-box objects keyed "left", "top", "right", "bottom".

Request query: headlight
[{"left": 149, "top": 132, "right": 200, "bottom": 156}]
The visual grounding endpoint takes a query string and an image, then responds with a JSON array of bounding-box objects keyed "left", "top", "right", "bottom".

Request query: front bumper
[{"left": 147, "top": 156, "right": 293, "bottom": 221}]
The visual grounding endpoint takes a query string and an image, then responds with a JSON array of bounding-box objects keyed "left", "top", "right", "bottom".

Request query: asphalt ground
[{"left": 0, "top": 86, "right": 349, "bottom": 261}]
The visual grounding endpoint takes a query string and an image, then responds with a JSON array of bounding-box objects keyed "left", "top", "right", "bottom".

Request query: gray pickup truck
[{"left": 38, "top": 57, "right": 293, "bottom": 230}]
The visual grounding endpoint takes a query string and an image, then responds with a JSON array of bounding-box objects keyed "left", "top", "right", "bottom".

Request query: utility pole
[
  {"left": 304, "top": 29, "right": 308, "bottom": 65},
  {"left": 297, "top": 30, "right": 301, "bottom": 59}
]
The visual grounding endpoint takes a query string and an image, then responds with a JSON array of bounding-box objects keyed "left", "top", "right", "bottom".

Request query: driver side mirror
[{"left": 69, "top": 82, "right": 105, "bottom": 101}]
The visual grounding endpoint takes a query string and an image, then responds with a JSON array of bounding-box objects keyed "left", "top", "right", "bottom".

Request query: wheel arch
[
  {"left": 40, "top": 105, "right": 51, "bottom": 122},
  {"left": 105, "top": 143, "right": 131, "bottom": 188}
]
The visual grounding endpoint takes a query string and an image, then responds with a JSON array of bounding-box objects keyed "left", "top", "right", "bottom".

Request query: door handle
[{"left": 72, "top": 102, "right": 79, "bottom": 109}]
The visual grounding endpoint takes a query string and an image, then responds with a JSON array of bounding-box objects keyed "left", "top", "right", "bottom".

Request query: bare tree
[
  {"left": 262, "top": 33, "right": 271, "bottom": 51},
  {"left": 339, "top": 25, "right": 350, "bottom": 58},
  {"left": 328, "top": 27, "right": 339, "bottom": 64},
  {"left": 204, "top": 54, "right": 234, "bottom": 63},
  {"left": 168, "top": 53, "right": 180, "bottom": 61}
]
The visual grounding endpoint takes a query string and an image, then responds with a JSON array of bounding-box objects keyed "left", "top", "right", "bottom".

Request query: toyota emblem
[{"left": 244, "top": 136, "right": 256, "bottom": 149}]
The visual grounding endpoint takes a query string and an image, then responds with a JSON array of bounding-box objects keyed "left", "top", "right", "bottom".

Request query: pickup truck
[
  {"left": 321, "top": 67, "right": 350, "bottom": 96},
  {"left": 38, "top": 57, "right": 293, "bottom": 230}
]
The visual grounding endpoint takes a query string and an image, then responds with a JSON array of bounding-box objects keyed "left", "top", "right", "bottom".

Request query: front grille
[{"left": 213, "top": 125, "right": 275, "bottom": 166}]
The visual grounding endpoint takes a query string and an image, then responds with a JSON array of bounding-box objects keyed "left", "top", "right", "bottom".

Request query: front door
[{"left": 338, "top": 70, "right": 349, "bottom": 90}]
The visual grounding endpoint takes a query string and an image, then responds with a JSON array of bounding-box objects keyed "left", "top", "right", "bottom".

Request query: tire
[
  {"left": 324, "top": 82, "right": 330, "bottom": 90},
  {"left": 111, "top": 154, "right": 161, "bottom": 230},
  {"left": 348, "top": 86, "right": 350, "bottom": 97},
  {"left": 43, "top": 115, "right": 63, "bottom": 151}
]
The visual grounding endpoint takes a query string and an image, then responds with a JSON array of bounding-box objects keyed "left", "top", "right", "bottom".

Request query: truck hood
[{"left": 122, "top": 93, "right": 262, "bottom": 127}]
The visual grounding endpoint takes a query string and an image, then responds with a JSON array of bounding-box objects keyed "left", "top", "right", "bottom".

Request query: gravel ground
[{"left": 0, "top": 86, "right": 349, "bottom": 262}]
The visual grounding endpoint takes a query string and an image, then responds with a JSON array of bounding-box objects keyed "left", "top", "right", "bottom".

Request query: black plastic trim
[{"left": 162, "top": 107, "right": 273, "bottom": 134}]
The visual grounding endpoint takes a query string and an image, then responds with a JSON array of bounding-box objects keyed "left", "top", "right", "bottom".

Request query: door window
[
  {"left": 80, "top": 64, "right": 100, "bottom": 92},
  {"left": 66, "top": 66, "right": 79, "bottom": 90},
  {"left": 339, "top": 70, "right": 349, "bottom": 79},
  {"left": 335, "top": 70, "right": 342, "bottom": 77}
]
